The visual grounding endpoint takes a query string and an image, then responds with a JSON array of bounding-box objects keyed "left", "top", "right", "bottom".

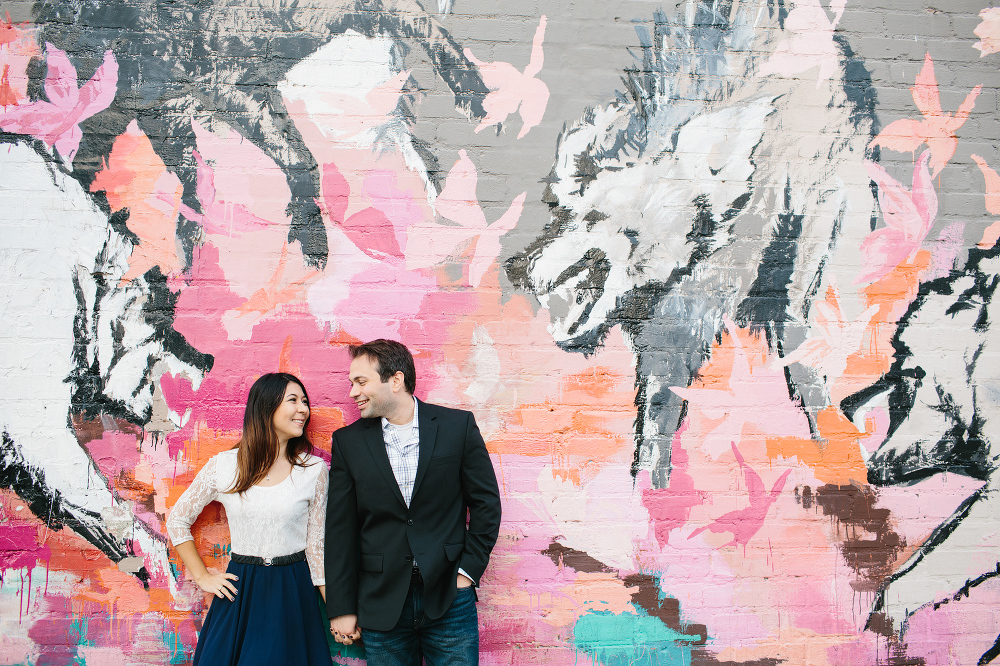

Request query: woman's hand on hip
[{"left": 194, "top": 571, "right": 239, "bottom": 600}]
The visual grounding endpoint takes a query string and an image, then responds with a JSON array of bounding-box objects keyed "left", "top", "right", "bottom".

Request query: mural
[{"left": 1, "top": 0, "right": 1000, "bottom": 664}]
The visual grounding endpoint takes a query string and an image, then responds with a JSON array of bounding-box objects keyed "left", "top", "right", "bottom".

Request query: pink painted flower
[
  {"left": 869, "top": 53, "right": 980, "bottom": 178},
  {"left": 855, "top": 150, "right": 937, "bottom": 285},
  {"left": 670, "top": 317, "right": 810, "bottom": 460},
  {"left": 974, "top": 7, "right": 1000, "bottom": 57},
  {"left": 464, "top": 16, "right": 549, "bottom": 139},
  {"left": 322, "top": 161, "right": 404, "bottom": 262},
  {"left": 0, "top": 44, "right": 117, "bottom": 163},
  {"left": 407, "top": 149, "right": 525, "bottom": 287},
  {"left": 780, "top": 278, "right": 879, "bottom": 388},
  {"left": 760, "top": 0, "right": 846, "bottom": 85}
]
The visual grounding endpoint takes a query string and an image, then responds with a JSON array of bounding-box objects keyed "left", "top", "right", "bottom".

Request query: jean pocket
[{"left": 457, "top": 585, "right": 478, "bottom": 602}]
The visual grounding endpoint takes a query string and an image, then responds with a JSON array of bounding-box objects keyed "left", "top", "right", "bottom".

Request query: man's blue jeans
[{"left": 362, "top": 579, "right": 478, "bottom": 666}]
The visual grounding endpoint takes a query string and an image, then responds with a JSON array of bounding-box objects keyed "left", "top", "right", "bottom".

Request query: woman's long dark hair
[{"left": 227, "top": 372, "right": 314, "bottom": 494}]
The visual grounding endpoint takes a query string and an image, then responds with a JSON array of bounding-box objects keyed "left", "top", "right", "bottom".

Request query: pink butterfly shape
[
  {"left": 869, "top": 53, "right": 980, "bottom": 178},
  {"left": 464, "top": 16, "right": 549, "bottom": 139},
  {"left": 855, "top": 149, "right": 937, "bottom": 285},
  {"left": 688, "top": 442, "right": 792, "bottom": 550},
  {"left": 0, "top": 43, "right": 117, "bottom": 163}
]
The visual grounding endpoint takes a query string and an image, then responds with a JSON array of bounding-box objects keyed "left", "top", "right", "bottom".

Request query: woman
[{"left": 166, "top": 372, "right": 331, "bottom": 665}]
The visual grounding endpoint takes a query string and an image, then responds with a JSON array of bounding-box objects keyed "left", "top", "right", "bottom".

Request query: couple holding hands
[{"left": 166, "top": 340, "right": 502, "bottom": 665}]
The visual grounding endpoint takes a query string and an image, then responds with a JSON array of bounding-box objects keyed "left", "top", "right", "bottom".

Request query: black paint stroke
[
  {"left": 506, "top": 0, "right": 877, "bottom": 486},
  {"left": 32, "top": 0, "right": 489, "bottom": 270},
  {"left": 843, "top": 242, "right": 1000, "bottom": 486},
  {"left": 68, "top": 255, "right": 215, "bottom": 426},
  {"left": 0, "top": 431, "right": 151, "bottom": 588}
]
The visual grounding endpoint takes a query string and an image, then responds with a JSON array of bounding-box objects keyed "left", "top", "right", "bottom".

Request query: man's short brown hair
[{"left": 348, "top": 339, "right": 416, "bottom": 394}]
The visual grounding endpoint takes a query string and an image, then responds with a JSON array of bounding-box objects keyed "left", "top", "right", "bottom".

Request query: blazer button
[
  {"left": 407, "top": 519, "right": 414, "bottom": 526},
  {"left": 404, "top": 555, "right": 412, "bottom": 562}
]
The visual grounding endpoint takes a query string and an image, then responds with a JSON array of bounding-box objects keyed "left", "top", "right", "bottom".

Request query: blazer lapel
[
  {"left": 411, "top": 399, "right": 438, "bottom": 502},
  {"left": 362, "top": 420, "right": 407, "bottom": 508}
]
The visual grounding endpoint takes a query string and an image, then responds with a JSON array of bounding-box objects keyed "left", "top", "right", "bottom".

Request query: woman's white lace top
[{"left": 166, "top": 449, "right": 328, "bottom": 585}]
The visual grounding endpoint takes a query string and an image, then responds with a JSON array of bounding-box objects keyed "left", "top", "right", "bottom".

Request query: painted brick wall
[{"left": 1, "top": 0, "right": 1000, "bottom": 663}]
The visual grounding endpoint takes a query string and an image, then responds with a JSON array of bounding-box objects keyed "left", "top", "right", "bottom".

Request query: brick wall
[{"left": 1, "top": 0, "right": 999, "bottom": 663}]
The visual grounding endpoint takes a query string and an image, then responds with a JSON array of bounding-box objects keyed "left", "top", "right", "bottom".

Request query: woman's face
[{"left": 272, "top": 381, "right": 310, "bottom": 446}]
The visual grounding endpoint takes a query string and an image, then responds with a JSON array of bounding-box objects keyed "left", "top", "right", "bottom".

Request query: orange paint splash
[
  {"left": 278, "top": 334, "right": 302, "bottom": 377},
  {"left": 90, "top": 120, "right": 183, "bottom": 283},
  {"left": 0, "top": 64, "right": 17, "bottom": 107},
  {"left": 235, "top": 243, "right": 319, "bottom": 320},
  {"left": 0, "top": 14, "right": 38, "bottom": 107},
  {"left": 767, "top": 406, "right": 869, "bottom": 485},
  {"left": 164, "top": 425, "right": 241, "bottom": 512},
  {"left": 981, "top": 221, "right": 1000, "bottom": 249},
  {"left": 835, "top": 250, "right": 932, "bottom": 400},
  {"left": 489, "top": 364, "right": 636, "bottom": 484},
  {"left": 306, "top": 406, "right": 344, "bottom": 456}
]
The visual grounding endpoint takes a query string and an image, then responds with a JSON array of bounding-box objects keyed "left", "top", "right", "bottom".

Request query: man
[{"left": 325, "top": 339, "right": 502, "bottom": 665}]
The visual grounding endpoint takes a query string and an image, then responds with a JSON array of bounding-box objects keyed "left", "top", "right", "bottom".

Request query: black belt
[{"left": 231, "top": 550, "right": 306, "bottom": 567}]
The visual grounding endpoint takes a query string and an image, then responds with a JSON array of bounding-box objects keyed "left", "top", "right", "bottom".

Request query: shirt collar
[{"left": 381, "top": 396, "right": 419, "bottom": 433}]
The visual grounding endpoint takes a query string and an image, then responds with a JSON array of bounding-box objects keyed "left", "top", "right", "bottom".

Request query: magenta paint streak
[
  {"left": 642, "top": 426, "right": 706, "bottom": 547},
  {"left": 166, "top": 242, "right": 354, "bottom": 450},
  {"left": 0, "top": 523, "right": 47, "bottom": 623},
  {"left": 342, "top": 207, "right": 403, "bottom": 261},
  {"left": 0, "top": 524, "right": 50, "bottom": 573},
  {"left": 323, "top": 162, "right": 405, "bottom": 262},
  {"left": 321, "top": 161, "right": 350, "bottom": 222},
  {"left": 27, "top": 593, "right": 77, "bottom": 666}
]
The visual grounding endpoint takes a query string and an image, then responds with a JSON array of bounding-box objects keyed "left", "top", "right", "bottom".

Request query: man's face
[{"left": 348, "top": 354, "right": 400, "bottom": 419}]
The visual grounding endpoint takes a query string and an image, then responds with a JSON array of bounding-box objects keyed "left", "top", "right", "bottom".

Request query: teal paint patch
[
  {"left": 574, "top": 611, "right": 698, "bottom": 666},
  {"left": 168, "top": 559, "right": 182, "bottom": 581},
  {"left": 161, "top": 627, "right": 189, "bottom": 665},
  {"left": 69, "top": 615, "right": 95, "bottom": 647}
]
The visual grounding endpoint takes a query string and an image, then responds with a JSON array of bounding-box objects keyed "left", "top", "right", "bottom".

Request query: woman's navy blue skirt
[{"left": 192, "top": 558, "right": 332, "bottom": 666}]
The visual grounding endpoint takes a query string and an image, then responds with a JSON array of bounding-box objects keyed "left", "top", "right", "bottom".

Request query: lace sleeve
[
  {"left": 166, "top": 455, "right": 220, "bottom": 547},
  {"left": 305, "top": 463, "right": 328, "bottom": 586}
]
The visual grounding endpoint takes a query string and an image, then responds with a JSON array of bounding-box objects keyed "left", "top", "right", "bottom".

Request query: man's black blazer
[{"left": 324, "top": 399, "right": 502, "bottom": 631}]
